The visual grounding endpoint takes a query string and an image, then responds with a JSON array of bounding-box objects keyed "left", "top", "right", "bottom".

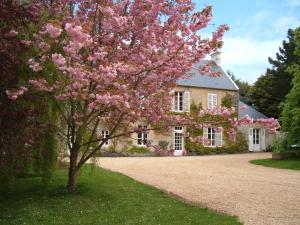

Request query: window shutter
[
  {"left": 261, "top": 128, "right": 266, "bottom": 150},
  {"left": 207, "top": 94, "right": 211, "bottom": 109},
  {"left": 203, "top": 127, "right": 208, "bottom": 138},
  {"left": 216, "top": 127, "right": 223, "bottom": 147},
  {"left": 170, "top": 90, "right": 175, "bottom": 111},
  {"left": 249, "top": 128, "right": 253, "bottom": 151},
  {"left": 183, "top": 90, "right": 190, "bottom": 112},
  {"left": 213, "top": 94, "right": 217, "bottom": 108}
]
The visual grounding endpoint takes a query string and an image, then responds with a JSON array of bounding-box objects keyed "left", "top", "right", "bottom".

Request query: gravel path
[{"left": 97, "top": 153, "right": 300, "bottom": 225}]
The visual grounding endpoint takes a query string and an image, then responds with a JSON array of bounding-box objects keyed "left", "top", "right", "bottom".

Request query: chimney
[{"left": 211, "top": 51, "right": 221, "bottom": 66}]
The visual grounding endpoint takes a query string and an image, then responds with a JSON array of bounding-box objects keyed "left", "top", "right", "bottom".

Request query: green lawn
[
  {"left": 250, "top": 158, "right": 300, "bottom": 170},
  {"left": 0, "top": 166, "right": 241, "bottom": 225}
]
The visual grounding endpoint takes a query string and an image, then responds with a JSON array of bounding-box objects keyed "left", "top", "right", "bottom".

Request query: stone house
[{"left": 100, "top": 52, "right": 275, "bottom": 155}]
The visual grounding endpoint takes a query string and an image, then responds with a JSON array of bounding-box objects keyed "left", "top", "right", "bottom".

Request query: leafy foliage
[
  {"left": 185, "top": 132, "right": 247, "bottom": 155},
  {"left": 281, "top": 28, "right": 300, "bottom": 145},
  {"left": 128, "top": 146, "right": 150, "bottom": 154},
  {"left": 185, "top": 102, "right": 248, "bottom": 154},
  {"left": 0, "top": 0, "right": 58, "bottom": 190},
  {"left": 250, "top": 28, "right": 299, "bottom": 118}
]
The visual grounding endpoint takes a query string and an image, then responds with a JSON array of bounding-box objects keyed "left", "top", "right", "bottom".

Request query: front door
[
  {"left": 174, "top": 126, "right": 184, "bottom": 156},
  {"left": 253, "top": 128, "right": 261, "bottom": 151}
]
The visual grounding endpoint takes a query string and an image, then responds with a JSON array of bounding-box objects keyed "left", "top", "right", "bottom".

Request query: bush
[
  {"left": 128, "top": 146, "right": 150, "bottom": 154},
  {"left": 272, "top": 135, "right": 288, "bottom": 152},
  {"left": 158, "top": 141, "right": 169, "bottom": 151},
  {"left": 185, "top": 132, "right": 247, "bottom": 155}
]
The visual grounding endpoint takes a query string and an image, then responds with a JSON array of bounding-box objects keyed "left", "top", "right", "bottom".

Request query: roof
[
  {"left": 238, "top": 101, "right": 268, "bottom": 120},
  {"left": 176, "top": 60, "right": 239, "bottom": 91}
]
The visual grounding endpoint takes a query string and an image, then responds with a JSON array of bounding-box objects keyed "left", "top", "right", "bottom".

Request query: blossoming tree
[{"left": 7, "top": 0, "right": 279, "bottom": 192}]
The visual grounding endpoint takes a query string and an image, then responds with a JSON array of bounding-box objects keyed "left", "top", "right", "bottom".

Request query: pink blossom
[
  {"left": 6, "top": 86, "right": 28, "bottom": 100},
  {"left": 45, "top": 23, "right": 62, "bottom": 38},
  {"left": 28, "top": 58, "right": 42, "bottom": 72},
  {"left": 9, "top": 30, "right": 18, "bottom": 37},
  {"left": 52, "top": 53, "right": 66, "bottom": 66},
  {"left": 21, "top": 40, "right": 31, "bottom": 46}
]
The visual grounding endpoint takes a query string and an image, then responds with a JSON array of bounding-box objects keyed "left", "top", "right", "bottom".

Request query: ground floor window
[
  {"left": 137, "top": 125, "right": 148, "bottom": 146},
  {"left": 204, "top": 127, "right": 222, "bottom": 147},
  {"left": 102, "top": 130, "right": 109, "bottom": 146}
]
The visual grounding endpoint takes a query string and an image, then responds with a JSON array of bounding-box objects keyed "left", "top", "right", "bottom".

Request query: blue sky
[{"left": 195, "top": 0, "right": 300, "bottom": 84}]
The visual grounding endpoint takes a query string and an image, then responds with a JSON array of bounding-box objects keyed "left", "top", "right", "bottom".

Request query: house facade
[{"left": 100, "top": 53, "right": 275, "bottom": 155}]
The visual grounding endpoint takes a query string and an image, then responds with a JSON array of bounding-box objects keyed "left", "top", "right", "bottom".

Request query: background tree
[
  {"left": 0, "top": 0, "right": 59, "bottom": 192},
  {"left": 250, "top": 28, "right": 299, "bottom": 118},
  {"left": 281, "top": 28, "right": 300, "bottom": 145},
  {"left": 227, "top": 70, "right": 252, "bottom": 104}
]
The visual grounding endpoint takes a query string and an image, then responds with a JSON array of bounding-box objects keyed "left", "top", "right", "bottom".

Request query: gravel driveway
[{"left": 97, "top": 153, "right": 300, "bottom": 225}]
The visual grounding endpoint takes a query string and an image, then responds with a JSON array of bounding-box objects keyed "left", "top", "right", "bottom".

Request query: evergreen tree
[
  {"left": 227, "top": 71, "right": 252, "bottom": 104},
  {"left": 250, "top": 28, "right": 299, "bottom": 118},
  {"left": 281, "top": 28, "right": 300, "bottom": 145}
]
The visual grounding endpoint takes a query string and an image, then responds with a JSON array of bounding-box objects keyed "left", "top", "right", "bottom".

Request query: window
[
  {"left": 137, "top": 125, "right": 148, "bottom": 146},
  {"left": 174, "top": 126, "right": 183, "bottom": 151},
  {"left": 253, "top": 129, "right": 260, "bottom": 144},
  {"left": 208, "top": 93, "right": 217, "bottom": 109},
  {"left": 174, "top": 91, "right": 183, "bottom": 111},
  {"left": 101, "top": 130, "right": 109, "bottom": 146},
  {"left": 204, "top": 127, "right": 222, "bottom": 147}
]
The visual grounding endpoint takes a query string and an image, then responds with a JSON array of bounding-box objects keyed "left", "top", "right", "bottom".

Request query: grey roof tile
[
  {"left": 238, "top": 101, "right": 268, "bottom": 120},
  {"left": 176, "top": 60, "right": 239, "bottom": 91}
]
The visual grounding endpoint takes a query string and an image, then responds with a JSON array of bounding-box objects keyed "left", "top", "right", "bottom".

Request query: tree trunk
[{"left": 67, "top": 150, "right": 78, "bottom": 192}]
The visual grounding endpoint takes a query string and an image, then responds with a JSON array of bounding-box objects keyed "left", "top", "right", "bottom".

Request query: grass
[
  {"left": 250, "top": 158, "right": 300, "bottom": 170},
  {"left": 0, "top": 165, "right": 241, "bottom": 225}
]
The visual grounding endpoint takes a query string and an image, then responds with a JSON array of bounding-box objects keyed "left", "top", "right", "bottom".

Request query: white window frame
[
  {"left": 137, "top": 125, "right": 148, "bottom": 146},
  {"left": 101, "top": 130, "right": 109, "bottom": 146},
  {"left": 207, "top": 93, "right": 217, "bottom": 109},
  {"left": 174, "top": 91, "right": 184, "bottom": 112},
  {"left": 174, "top": 126, "right": 184, "bottom": 151},
  {"left": 204, "top": 127, "right": 222, "bottom": 147}
]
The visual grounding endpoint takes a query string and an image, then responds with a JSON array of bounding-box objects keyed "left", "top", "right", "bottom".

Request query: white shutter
[
  {"left": 170, "top": 90, "right": 175, "bottom": 111},
  {"left": 216, "top": 127, "right": 223, "bottom": 147},
  {"left": 261, "top": 128, "right": 266, "bottom": 150},
  {"left": 249, "top": 128, "right": 253, "bottom": 151},
  {"left": 183, "top": 90, "right": 190, "bottom": 112},
  {"left": 203, "top": 127, "right": 208, "bottom": 146},
  {"left": 213, "top": 94, "right": 217, "bottom": 108},
  {"left": 207, "top": 94, "right": 211, "bottom": 109}
]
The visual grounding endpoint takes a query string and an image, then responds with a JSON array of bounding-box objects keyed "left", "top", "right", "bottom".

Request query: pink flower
[
  {"left": 6, "top": 86, "right": 28, "bottom": 100},
  {"left": 9, "top": 30, "right": 18, "bottom": 37},
  {"left": 21, "top": 40, "right": 31, "bottom": 46},
  {"left": 45, "top": 23, "right": 62, "bottom": 38},
  {"left": 28, "top": 58, "right": 42, "bottom": 72},
  {"left": 52, "top": 53, "right": 66, "bottom": 66}
]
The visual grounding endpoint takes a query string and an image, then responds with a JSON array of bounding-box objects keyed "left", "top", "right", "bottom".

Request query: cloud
[
  {"left": 287, "top": 0, "right": 300, "bottom": 6},
  {"left": 272, "top": 16, "right": 300, "bottom": 33},
  {"left": 220, "top": 37, "right": 281, "bottom": 83}
]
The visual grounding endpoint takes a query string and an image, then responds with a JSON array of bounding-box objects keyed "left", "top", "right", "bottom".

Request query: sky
[{"left": 195, "top": 0, "right": 300, "bottom": 84}]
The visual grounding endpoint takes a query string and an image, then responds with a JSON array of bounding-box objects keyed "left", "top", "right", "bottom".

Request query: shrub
[
  {"left": 185, "top": 132, "right": 247, "bottom": 155},
  {"left": 128, "top": 146, "right": 150, "bottom": 154},
  {"left": 272, "top": 134, "right": 288, "bottom": 152},
  {"left": 158, "top": 141, "right": 169, "bottom": 151}
]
